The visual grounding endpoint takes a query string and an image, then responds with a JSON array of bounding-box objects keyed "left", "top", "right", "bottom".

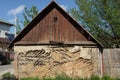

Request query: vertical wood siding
[
  {"left": 21, "top": 8, "right": 88, "bottom": 42},
  {"left": 103, "top": 49, "right": 120, "bottom": 78}
]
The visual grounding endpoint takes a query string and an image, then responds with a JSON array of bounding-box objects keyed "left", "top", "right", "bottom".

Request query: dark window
[
  {"left": 54, "top": 17, "right": 57, "bottom": 22},
  {"left": 5, "top": 32, "right": 8, "bottom": 35}
]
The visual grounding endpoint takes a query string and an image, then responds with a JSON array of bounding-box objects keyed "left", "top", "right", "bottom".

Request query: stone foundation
[{"left": 14, "top": 45, "right": 102, "bottom": 78}]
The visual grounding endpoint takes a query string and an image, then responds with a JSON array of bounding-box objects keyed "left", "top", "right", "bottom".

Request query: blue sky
[{"left": 0, "top": 0, "right": 76, "bottom": 34}]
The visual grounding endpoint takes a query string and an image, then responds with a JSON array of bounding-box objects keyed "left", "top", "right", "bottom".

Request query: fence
[{"left": 103, "top": 49, "right": 120, "bottom": 78}]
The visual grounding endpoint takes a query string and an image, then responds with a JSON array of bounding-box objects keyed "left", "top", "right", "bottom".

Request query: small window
[{"left": 54, "top": 17, "right": 57, "bottom": 22}]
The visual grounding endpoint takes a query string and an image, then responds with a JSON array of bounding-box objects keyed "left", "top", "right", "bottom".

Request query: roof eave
[{"left": 0, "top": 21, "right": 14, "bottom": 26}]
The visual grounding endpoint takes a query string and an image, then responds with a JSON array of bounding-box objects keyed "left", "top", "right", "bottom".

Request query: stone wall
[{"left": 14, "top": 45, "right": 102, "bottom": 78}]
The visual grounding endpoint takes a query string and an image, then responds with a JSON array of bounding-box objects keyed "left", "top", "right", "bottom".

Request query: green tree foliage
[
  {"left": 70, "top": 0, "right": 120, "bottom": 47},
  {"left": 22, "top": 6, "right": 39, "bottom": 27},
  {"left": 16, "top": 18, "right": 21, "bottom": 34},
  {"left": 16, "top": 6, "right": 38, "bottom": 34}
]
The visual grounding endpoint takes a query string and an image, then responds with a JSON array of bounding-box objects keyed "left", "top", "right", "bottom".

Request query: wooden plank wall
[
  {"left": 21, "top": 8, "right": 88, "bottom": 42},
  {"left": 103, "top": 49, "right": 120, "bottom": 78}
]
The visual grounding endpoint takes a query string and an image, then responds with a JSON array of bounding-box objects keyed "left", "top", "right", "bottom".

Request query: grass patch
[
  {"left": 20, "top": 77, "right": 39, "bottom": 80},
  {"left": 89, "top": 75, "right": 100, "bottom": 80},
  {"left": 19, "top": 75, "right": 120, "bottom": 80},
  {"left": 1, "top": 72, "right": 16, "bottom": 80}
]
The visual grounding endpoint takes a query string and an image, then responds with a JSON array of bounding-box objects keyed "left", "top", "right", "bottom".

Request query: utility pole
[{"left": 14, "top": 15, "right": 17, "bottom": 37}]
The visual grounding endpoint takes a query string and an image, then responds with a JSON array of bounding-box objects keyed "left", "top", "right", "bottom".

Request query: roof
[
  {"left": 0, "top": 37, "right": 10, "bottom": 44},
  {"left": 0, "top": 19, "right": 14, "bottom": 26},
  {"left": 9, "top": 1, "right": 103, "bottom": 48}
]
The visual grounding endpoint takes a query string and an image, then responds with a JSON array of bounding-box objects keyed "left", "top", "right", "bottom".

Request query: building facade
[
  {"left": 0, "top": 20, "right": 14, "bottom": 51},
  {"left": 0, "top": 20, "right": 14, "bottom": 63}
]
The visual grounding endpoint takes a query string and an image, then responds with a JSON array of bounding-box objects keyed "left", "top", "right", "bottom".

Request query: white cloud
[
  {"left": 60, "top": 5, "right": 68, "bottom": 11},
  {"left": 8, "top": 5, "right": 25, "bottom": 16}
]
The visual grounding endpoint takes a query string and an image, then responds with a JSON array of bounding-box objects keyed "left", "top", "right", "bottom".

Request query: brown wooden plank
[{"left": 20, "top": 8, "right": 88, "bottom": 43}]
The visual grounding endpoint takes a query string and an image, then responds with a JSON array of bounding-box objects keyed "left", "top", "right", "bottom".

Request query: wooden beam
[{"left": 15, "top": 41, "right": 97, "bottom": 47}]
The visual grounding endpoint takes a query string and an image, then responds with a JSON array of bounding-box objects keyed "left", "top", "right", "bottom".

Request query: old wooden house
[{"left": 10, "top": 1, "right": 103, "bottom": 78}]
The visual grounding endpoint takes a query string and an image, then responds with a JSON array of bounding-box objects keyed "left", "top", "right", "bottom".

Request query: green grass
[
  {"left": 1, "top": 72, "right": 16, "bottom": 80},
  {"left": 2, "top": 72, "right": 11, "bottom": 78},
  {"left": 20, "top": 77, "right": 39, "bottom": 80},
  {"left": 89, "top": 75, "right": 100, "bottom": 80},
  {"left": 19, "top": 75, "right": 120, "bottom": 80},
  {"left": 1, "top": 73, "right": 118, "bottom": 80}
]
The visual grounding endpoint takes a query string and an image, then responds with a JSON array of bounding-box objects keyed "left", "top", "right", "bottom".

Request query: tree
[
  {"left": 16, "top": 18, "right": 21, "bottom": 34},
  {"left": 22, "top": 6, "right": 39, "bottom": 27},
  {"left": 70, "top": 0, "right": 120, "bottom": 47},
  {"left": 16, "top": 6, "right": 39, "bottom": 34}
]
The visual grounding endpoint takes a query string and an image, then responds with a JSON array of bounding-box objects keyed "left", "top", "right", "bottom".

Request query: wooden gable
[
  {"left": 10, "top": 1, "right": 102, "bottom": 48},
  {"left": 21, "top": 8, "right": 87, "bottom": 42}
]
